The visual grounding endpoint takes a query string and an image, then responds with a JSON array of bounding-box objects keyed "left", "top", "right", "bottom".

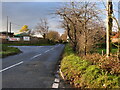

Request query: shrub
[
  {"left": 79, "top": 66, "right": 119, "bottom": 88},
  {"left": 83, "top": 54, "right": 120, "bottom": 74},
  {"left": 61, "top": 44, "right": 120, "bottom": 88},
  {"left": 63, "top": 44, "right": 74, "bottom": 56}
]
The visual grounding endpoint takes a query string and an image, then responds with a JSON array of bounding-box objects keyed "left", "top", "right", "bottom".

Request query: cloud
[{"left": 2, "top": 2, "right": 64, "bottom": 33}]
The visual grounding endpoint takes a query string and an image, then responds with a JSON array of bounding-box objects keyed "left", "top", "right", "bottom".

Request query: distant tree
[
  {"left": 60, "top": 31, "right": 67, "bottom": 42},
  {"left": 28, "top": 30, "right": 35, "bottom": 36},
  {"left": 47, "top": 30, "right": 60, "bottom": 42},
  {"left": 35, "top": 18, "right": 49, "bottom": 39},
  {"left": 20, "top": 25, "right": 29, "bottom": 32}
]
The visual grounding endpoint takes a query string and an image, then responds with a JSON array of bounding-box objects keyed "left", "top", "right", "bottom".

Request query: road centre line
[
  {"left": 50, "top": 47, "right": 55, "bottom": 50},
  {"left": 45, "top": 50, "right": 50, "bottom": 53},
  {"left": 1, "top": 45, "right": 61, "bottom": 73},
  {"left": 33, "top": 54, "right": 41, "bottom": 58},
  {"left": 31, "top": 46, "right": 56, "bottom": 59},
  {"left": 0, "top": 61, "right": 23, "bottom": 73},
  {"left": 1, "top": 46, "right": 53, "bottom": 72}
]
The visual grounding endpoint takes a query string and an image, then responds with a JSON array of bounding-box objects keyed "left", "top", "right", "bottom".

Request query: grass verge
[
  {"left": 0, "top": 44, "right": 21, "bottom": 58},
  {"left": 3, "top": 43, "right": 55, "bottom": 46},
  {"left": 60, "top": 44, "right": 120, "bottom": 88},
  {"left": 0, "top": 43, "right": 55, "bottom": 58},
  {"left": 96, "top": 43, "right": 118, "bottom": 54},
  {"left": 97, "top": 48, "right": 117, "bottom": 54}
]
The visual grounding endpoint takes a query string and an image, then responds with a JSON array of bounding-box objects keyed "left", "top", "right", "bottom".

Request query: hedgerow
[
  {"left": 60, "top": 44, "right": 120, "bottom": 88},
  {"left": 83, "top": 54, "right": 120, "bottom": 74}
]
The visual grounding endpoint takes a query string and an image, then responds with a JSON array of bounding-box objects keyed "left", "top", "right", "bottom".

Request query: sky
[
  {"left": 1, "top": 0, "right": 120, "bottom": 36},
  {"left": 2, "top": 2, "right": 65, "bottom": 35}
]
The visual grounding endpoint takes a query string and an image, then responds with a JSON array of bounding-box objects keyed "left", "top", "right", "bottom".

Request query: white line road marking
[
  {"left": 0, "top": 61, "right": 23, "bottom": 73},
  {"left": 31, "top": 54, "right": 42, "bottom": 59},
  {"left": 54, "top": 78, "right": 60, "bottom": 83},
  {"left": 45, "top": 50, "right": 50, "bottom": 53},
  {"left": 31, "top": 44, "right": 61, "bottom": 59},
  {"left": 1, "top": 45, "right": 62, "bottom": 73},
  {"left": 50, "top": 48, "right": 54, "bottom": 50},
  {"left": 35, "top": 54, "right": 42, "bottom": 57},
  {"left": 52, "top": 83, "right": 59, "bottom": 88}
]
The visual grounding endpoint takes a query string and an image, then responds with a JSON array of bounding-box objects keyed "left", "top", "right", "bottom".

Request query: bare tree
[
  {"left": 35, "top": 18, "right": 49, "bottom": 39},
  {"left": 56, "top": 2, "right": 79, "bottom": 52},
  {"left": 57, "top": 2, "right": 104, "bottom": 55},
  {"left": 28, "top": 30, "right": 35, "bottom": 36}
]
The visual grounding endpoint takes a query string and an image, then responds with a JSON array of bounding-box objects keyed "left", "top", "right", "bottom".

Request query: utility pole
[
  {"left": 118, "top": 1, "right": 120, "bottom": 60},
  {"left": 106, "top": 0, "right": 113, "bottom": 57},
  {"left": 9, "top": 22, "right": 11, "bottom": 33},
  {"left": 6, "top": 16, "right": 8, "bottom": 36}
]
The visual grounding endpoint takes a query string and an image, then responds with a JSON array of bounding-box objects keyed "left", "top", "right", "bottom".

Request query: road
[{"left": 1, "top": 44, "right": 65, "bottom": 88}]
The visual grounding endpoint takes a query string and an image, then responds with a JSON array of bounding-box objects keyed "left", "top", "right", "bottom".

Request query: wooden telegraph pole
[
  {"left": 6, "top": 16, "right": 8, "bottom": 37},
  {"left": 106, "top": 0, "right": 113, "bottom": 57},
  {"left": 9, "top": 22, "right": 11, "bottom": 33},
  {"left": 118, "top": 2, "right": 120, "bottom": 60}
]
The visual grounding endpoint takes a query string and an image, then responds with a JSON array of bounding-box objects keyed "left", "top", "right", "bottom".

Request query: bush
[
  {"left": 83, "top": 54, "right": 120, "bottom": 74},
  {"left": 61, "top": 44, "right": 120, "bottom": 88},
  {"left": 80, "top": 65, "right": 119, "bottom": 88},
  {"left": 63, "top": 44, "right": 74, "bottom": 56},
  {"left": 96, "top": 43, "right": 117, "bottom": 49}
]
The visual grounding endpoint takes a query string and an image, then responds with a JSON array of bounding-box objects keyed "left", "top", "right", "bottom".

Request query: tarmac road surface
[{"left": 1, "top": 44, "right": 65, "bottom": 88}]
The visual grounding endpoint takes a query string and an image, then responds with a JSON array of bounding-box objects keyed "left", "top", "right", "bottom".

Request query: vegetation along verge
[
  {"left": 60, "top": 44, "right": 120, "bottom": 88},
  {"left": 0, "top": 44, "right": 21, "bottom": 58}
]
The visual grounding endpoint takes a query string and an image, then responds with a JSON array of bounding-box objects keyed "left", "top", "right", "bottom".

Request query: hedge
[{"left": 60, "top": 44, "right": 120, "bottom": 88}]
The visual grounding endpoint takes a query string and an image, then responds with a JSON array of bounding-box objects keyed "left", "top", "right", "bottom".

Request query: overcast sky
[{"left": 1, "top": 1, "right": 119, "bottom": 35}]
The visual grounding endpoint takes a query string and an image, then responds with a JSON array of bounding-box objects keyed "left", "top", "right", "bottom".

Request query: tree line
[
  {"left": 33, "top": 1, "right": 119, "bottom": 58},
  {"left": 33, "top": 18, "right": 67, "bottom": 43},
  {"left": 56, "top": 2, "right": 105, "bottom": 55}
]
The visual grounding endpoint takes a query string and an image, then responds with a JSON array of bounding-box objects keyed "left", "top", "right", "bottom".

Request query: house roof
[
  {"left": 14, "top": 32, "right": 30, "bottom": 36},
  {"left": 112, "top": 32, "right": 120, "bottom": 38}
]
